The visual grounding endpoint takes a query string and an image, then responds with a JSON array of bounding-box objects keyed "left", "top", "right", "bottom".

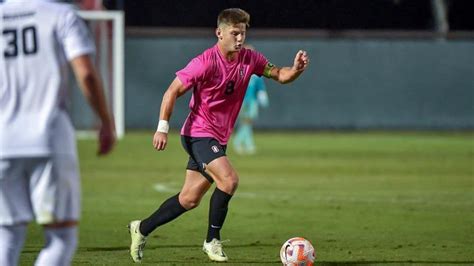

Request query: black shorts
[{"left": 181, "top": 136, "right": 227, "bottom": 183}]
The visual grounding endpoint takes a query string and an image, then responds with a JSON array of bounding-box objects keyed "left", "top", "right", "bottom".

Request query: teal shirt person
[
  {"left": 233, "top": 74, "right": 269, "bottom": 154},
  {"left": 240, "top": 75, "right": 269, "bottom": 120}
]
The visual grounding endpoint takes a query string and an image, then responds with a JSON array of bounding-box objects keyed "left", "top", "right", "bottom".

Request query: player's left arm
[{"left": 264, "top": 50, "right": 309, "bottom": 84}]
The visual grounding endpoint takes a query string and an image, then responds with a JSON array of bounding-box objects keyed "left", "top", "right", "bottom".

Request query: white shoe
[
  {"left": 128, "top": 220, "right": 147, "bottom": 263},
  {"left": 202, "top": 239, "right": 228, "bottom": 262}
]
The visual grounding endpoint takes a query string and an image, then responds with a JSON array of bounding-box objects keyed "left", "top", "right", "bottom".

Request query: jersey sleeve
[
  {"left": 176, "top": 56, "right": 207, "bottom": 90},
  {"left": 251, "top": 50, "right": 270, "bottom": 77},
  {"left": 58, "top": 9, "right": 96, "bottom": 61}
]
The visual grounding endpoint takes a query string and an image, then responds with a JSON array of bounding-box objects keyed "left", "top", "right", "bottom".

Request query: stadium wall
[{"left": 123, "top": 36, "right": 473, "bottom": 130}]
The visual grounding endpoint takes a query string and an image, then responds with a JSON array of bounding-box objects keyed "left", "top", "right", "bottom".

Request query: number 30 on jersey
[{"left": 2, "top": 25, "right": 38, "bottom": 58}]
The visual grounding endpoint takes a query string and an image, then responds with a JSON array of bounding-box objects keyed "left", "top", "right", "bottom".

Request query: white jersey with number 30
[{"left": 0, "top": 0, "right": 95, "bottom": 158}]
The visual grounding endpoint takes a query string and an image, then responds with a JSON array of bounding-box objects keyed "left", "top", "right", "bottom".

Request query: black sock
[
  {"left": 139, "top": 193, "right": 187, "bottom": 236},
  {"left": 206, "top": 188, "right": 233, "bottom": 242}
]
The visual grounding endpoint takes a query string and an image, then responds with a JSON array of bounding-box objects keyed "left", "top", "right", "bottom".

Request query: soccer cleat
[
  {"left": 202, "top": 238, "right": 229, "bottom": 262},
  {"left": 128, "top": 220, "right": 147, "bottom": 263}
]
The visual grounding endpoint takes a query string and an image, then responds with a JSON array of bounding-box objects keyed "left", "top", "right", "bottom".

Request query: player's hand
[
  {"left": 153, "top": 131, "right": 168, "bottom": 151},
  {"left": 98, "top": 123, "right": 116, "bottom": 155},
  {"left": 292, "top": 50, "right": 309, "bottom": 72}
]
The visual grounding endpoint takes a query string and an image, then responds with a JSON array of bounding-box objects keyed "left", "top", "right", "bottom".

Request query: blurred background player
[
  {"left": 0, "top": 0, "right": 116, "bottom": 265},
  {"left": 233, "top": 46, "right": 269, "bottom": 155},
  {"left": 128, "top": 8, "right": 308, "bottom": 263}
]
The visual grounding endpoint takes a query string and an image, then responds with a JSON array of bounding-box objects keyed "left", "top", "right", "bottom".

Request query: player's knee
[
  {"left": 179, "top": 194, "right": 202, "bottom": 210},
  {"left": 0, "top": 224, "right": 27, "bottom": 266},
  {"left": 220, "top": 172, "right": 239, "bottom": 194},
  {"left": 36, "top": 225, "right": 77, "bottom": 266}
]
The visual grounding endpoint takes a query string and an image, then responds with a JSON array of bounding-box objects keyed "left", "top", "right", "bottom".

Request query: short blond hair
[{"left": 217, "top": 8, "right": 250, "bottom": 28}]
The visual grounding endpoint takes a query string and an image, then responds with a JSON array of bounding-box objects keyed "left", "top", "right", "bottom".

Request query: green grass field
[{"left": 20, "top": 131, "right": 473, "bottom": 265}]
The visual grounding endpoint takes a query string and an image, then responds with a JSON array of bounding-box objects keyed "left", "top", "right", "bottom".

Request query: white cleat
[
  {"left": 202, "top": 238, "right": 229, "bottom": 262},
  {"left": 128, "top": 220, "right": 147, "bottom": 263}
]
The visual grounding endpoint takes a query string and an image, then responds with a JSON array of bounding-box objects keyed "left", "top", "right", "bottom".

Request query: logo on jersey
[
  {"left": 239, "top": 67, "right": 245, "bottom": 77},
  {"left": 211, "top": 145, "right": 220, "bottom": 153}
]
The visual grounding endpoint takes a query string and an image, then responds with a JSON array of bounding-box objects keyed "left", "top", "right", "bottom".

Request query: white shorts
[{"left": 0, "top": 155, "right": 80, "bottom": 225}]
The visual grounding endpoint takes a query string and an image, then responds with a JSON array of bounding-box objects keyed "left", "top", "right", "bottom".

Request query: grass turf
[{"left": 19, "top": 131, "right": 473, "bottom": 265}]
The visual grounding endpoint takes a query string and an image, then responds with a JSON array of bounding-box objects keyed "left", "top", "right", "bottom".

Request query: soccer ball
[{"left": 280, "top": 237, "right": 315, "bottom": 266}]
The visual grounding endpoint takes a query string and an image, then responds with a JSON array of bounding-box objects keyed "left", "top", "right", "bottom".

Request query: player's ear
[{"left": 216, "top": 28, "right": 223, "bottom": 40}]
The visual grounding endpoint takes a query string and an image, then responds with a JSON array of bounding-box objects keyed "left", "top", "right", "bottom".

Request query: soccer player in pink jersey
[{"left": 128, "top": 8, "right": 309, "bottom": 263}]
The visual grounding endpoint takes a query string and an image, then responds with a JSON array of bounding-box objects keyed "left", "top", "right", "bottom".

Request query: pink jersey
[{"left": 177, "top": 45, "right": 269, "bottom": 144}]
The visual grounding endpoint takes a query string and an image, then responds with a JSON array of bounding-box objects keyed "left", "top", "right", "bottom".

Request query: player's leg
[
  {"left": 205, "top": 156, "right": 238, "bottom": 240},
  {"left": 240, "top": 121, "right": 255, "bottom": 154},
  {"left": 179, "top": 136, "right": 234, "bottom": 261},
  {"left": 243, "top": 102, "right": 258, "bottom": 154},
  {"left": 200, "top": 157, "right": 238, "bottom": 262},
  {"left": 129, "top": 170, "right": 211, "bottom": 263},
  {"left": 0, "top": 158, "right": 35, "bottom": 266},
  {"left": 129, "top": 145, "right": 213, "bottom": 263},
  {"left": 179, "top": 170, "right": 213, "bottom": 209},
  {"left": 35, "top": 222, "right": 78, "bottom": 266},
  {"left": 0, "top": 223, "right": 27, "bottom": 266},
  {"left": 247, "top": 122, "right": 256, "bottom": 154},
  {"left": 31, "top": 155, "right": 81, "bottom": 266},
  {"left": 233, "top": 102, "right": 252, "bottom": 154},
  {"left": 233, "top": 122, "right": 245, "bottom": 154},
  {"left": 138, "top": 170, "right": 211, "bottom": 236}
]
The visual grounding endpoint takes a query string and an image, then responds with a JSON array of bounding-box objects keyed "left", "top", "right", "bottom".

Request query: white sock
[
  {"left": 35, "top": 226, "right": 78, "bottom": 266},
  {"left": 0, "top": 224, "right": 27, "bottom": 266}
]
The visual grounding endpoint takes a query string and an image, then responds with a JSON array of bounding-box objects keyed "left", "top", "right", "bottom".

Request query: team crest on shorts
[{"left": 211, "top": 145, "right": 220, "bottom": 153}]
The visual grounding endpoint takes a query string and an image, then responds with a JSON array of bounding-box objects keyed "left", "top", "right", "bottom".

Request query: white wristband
[{"left": 156, "top": 120, "right": 169, "bottom": 133}]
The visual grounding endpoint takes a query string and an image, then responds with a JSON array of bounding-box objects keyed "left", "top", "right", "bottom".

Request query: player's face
[{"left": 217, "top": 23, "right": 247, "bottom": 53}]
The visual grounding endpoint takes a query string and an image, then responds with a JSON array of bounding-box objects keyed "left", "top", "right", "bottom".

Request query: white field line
[
  {"left": 153, "top": 183, "right": 177, "bottom": 193},
  {"left": 153, "top": 182, "right": 472, "bottom": 207}
]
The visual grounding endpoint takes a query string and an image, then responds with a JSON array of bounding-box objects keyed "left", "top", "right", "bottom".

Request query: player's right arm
[
  {"left": 71, "top": 55, "right": 116, "bottom": 155},
  {"left": 153, "top": 77, "right": 188, "bottom": 151}
]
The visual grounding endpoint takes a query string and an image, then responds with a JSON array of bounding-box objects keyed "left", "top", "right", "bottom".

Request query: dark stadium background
[
  {"left": 101, "top": 0, "right": 474, "bottom": 30},
  {"left": 65, "top": 0, "right": 473, "bottom": 130}
]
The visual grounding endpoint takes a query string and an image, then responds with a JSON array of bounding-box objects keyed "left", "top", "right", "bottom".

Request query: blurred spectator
[{"left": 233, "top": 47, "right": 269, "bottom": 155}]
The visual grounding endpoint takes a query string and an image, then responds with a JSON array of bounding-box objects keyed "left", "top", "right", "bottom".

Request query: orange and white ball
[{"left": 280, "top": 237, "right": 316, "bottom": 266}]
